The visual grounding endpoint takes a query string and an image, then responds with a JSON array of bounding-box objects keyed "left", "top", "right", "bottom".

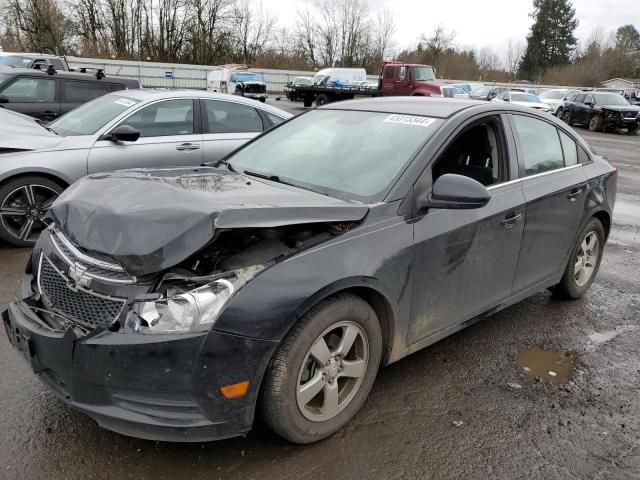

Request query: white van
[
  {"left": 312, "top": 68, "right": 367, "bottom": 87},
  {"left": 207, "top": 65, "right": 268, "bottom": 102}
]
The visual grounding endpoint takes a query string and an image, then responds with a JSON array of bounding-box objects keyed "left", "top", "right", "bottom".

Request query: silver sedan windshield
[{"left": 50, "top": 94, "right": 141, "bottom": 136}]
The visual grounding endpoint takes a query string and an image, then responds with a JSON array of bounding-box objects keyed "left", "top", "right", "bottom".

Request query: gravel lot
[{"left": 1, "top": 101, "right": 639, "bottom": 479}]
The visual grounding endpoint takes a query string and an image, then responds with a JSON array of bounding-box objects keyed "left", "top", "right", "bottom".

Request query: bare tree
[
  {"left": 478, "top": 46, "right": 500, "bottom": 72},
  {"left": 372, "top": 9, "right": 395, "bottom": 62},
  {"left": 4, "top": 0, "right": 71, "bottom": 53},
  {"left": 419, "top": 24, "right": 456, "bottom": 69},
  {"left": 233, "top": 0, "right": 275, "bottom": 64},
  {"left": 505, "top": 39, "right": 524, "bottom": 79}
]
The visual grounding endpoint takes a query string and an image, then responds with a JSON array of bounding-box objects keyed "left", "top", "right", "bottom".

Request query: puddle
[{"left": 517, "top": 347, "right": 578, "bottom": 385}]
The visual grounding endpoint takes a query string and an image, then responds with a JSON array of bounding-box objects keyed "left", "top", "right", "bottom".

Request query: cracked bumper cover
[{"left": 2, "top": 300, "right": 278, "bottom": 442}]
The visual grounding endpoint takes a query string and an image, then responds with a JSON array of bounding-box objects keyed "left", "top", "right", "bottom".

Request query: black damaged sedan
[{"left": 3, "top": 98, "right": 616, "bottom": 444}]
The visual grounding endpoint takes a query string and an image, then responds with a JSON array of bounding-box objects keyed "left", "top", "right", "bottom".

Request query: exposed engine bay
[{"left": 28, "top": 222, "right": 353, "bottom": 336}]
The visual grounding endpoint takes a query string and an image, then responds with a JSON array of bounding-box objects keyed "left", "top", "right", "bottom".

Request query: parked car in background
[
  {"left": 441, "top": 85, "right": 469, "bottom": 98},
  {"left": 595, "top": 88, "right": 625, "bottom": 95},
  {"left": 0, "top": 52, "right": 69, "bottom": 71},
  {"left": 2, "top": 97, "right": 616, "bottom": 445},
  {"left": 623, "top": 89, "right": 640, "bottom": 105},
  {"left": 538, "top": 88, "right": 582, "bottom": 116},
  {"left": 285, "top": 77, "right": 313, "bottom": 101},
  {"left": 0, "top": 90, "right": 291, "bottom": 246},
  {"left": 562, "top": 91, "right": 640, "bottom": 133},
  {"left": 207, "top": 65, "right": 268, "bottom": 103},
  {"left": 492, "top": 91, "right": 552, "bottom": 112},
  {"left": 469, "top": 85, "right": 509, "bottom": 100},
  {"left": 0, "top": 67, "right": 139, "bottom": 121}
]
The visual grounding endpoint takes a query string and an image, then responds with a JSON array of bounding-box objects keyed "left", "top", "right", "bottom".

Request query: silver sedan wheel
[
  {"left": 575, "top": 231, "right": 599, "bottom": 287},
  {"left": 0, "top": 184, "right": 58, "bottom": 243},
  {"left": 296, "top": 321, "right": 369, "bottom": 422}
]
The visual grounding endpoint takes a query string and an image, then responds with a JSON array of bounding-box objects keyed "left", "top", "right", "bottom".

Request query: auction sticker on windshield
[
  {"left": 384, "top": 114, "right": 436, "bottom": 128},
  {"left": 114, "top": 98, "right": 137, "bottom": 107}
]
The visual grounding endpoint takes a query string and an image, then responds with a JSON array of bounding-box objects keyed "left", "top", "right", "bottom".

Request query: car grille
[
  {"left": 50, "top": 230, "right": 135, "bottom": 284},
  {"left": 243, "top": 84, "right": 266, "bottom": 94},
  {"left": 38, "top": 255, "right": 126, "bottom": 328}
]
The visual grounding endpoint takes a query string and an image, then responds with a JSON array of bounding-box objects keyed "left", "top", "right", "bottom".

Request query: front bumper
[{"left": 2, "top": 300, "right": 278, "bottom": 442}]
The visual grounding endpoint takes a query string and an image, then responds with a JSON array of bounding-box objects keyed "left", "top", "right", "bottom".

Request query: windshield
[
  {"left": 539, "top": 90, "right": 566, "bottom": 100},
  {"left": 472, "top": 86, "right": 491, "bottom": 95},
  {"left": 411, "top": 66, "right": 436, "bottom": 81},
  {"left": 0, "top": 55, "right": 32, "bottom": 68},
  {"left": 229, "top": 110, "right": 442, "bottom": 201},
  {"left": 234, "top": 72, "right": 263, "bottom": 82},
  {"left": 512, "top": 93, "right": 539, "bottom": 103},
  {"left": 594, "top": 93, "right": 630, "bottom": 106},
  {"left": 50, "top": 94, "right": 141, "bottom": 136}
]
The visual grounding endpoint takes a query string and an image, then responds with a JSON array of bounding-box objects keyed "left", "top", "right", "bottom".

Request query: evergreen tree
[{"left": 518, "top": 0, "right": 578, "bottom": 80}]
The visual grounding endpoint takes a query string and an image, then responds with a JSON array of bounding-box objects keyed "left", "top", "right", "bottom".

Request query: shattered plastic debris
[
  {"left": 507, "top": 382, "right": 523, "bottom": 390},
  {"left": 452, "top": 421, "right": 464, "bottom": 428}
]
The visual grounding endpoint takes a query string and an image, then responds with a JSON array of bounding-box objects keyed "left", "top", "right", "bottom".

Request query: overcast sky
[{"left": 268, "top": 0, "right": 640, "bottom": 59}]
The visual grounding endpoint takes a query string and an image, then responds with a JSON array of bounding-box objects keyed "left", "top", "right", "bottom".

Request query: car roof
[
  {"left": 111, "top": 89, "right": 293, "bottom": 117},
  {"left": 320, "top": 96, "right": 487, "bottom": 118},
  {"left": 0, "top": 67, "right": 139, "bottom": 84}
]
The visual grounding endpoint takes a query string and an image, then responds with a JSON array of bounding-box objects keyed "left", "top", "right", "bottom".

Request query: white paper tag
[
  {"left": 383, "top": 114, "right": 436, "bottom": 128},
  {"left": 114, "top": 98, "right": 136, "bottom": 107}
]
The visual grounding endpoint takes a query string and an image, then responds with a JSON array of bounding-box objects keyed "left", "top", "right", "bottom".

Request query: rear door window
[
  {"left": 64, "top": 80, "right": 109, "bottom": 103},
  {"left": 512, "top": 115, "right": 564, "bottom": 176},
  {"left": 1, "top": 77, "right": 56, "bottom": 102}
]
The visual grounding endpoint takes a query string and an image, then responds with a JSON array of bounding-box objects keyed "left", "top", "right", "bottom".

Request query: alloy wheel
[
  {"left": 574, "top": 231, "right": 599, "bottom": 287},
  {"left": 0, "top": 184, "right": 58, "bottom": 243},
  {"left": 296, "top": 321, "right": 369, "bottom": 422}
]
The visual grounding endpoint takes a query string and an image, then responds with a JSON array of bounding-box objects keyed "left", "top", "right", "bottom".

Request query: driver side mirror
[
  {"left": 418, "top": 174, "right": 491, "bottom": 210},
  {"left": 104, "top": 124, "right": 140, "bottom": 142}
]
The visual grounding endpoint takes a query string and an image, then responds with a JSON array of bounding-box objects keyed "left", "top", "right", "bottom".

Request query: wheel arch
[
  {"left": 592, "top": 209, "right": 611, "bottom": 240},
  {"left": 0, "top": 170, "right": 71, "bottom": 190},
  {"left": 286, "top": 277, "right": 398, "bottom": 365}
]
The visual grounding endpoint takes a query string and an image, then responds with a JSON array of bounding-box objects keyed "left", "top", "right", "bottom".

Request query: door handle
[
  {"left": 500, "top": 212, "right": 522, "bottom": 229},
  {"left": 176, "top": 143, "right": 200, "bottom": 151},
  {"left": 567, "top": 188, "right": 584, "bottom": 201}
]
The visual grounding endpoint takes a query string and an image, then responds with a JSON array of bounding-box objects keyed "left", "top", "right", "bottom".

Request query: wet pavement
[{"left": 1, "top": 113, "right": 639, "bottom": 479}]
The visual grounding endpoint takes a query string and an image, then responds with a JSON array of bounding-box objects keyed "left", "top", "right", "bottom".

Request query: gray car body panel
[{"left": 0, "top": 90, "right": 291, "bottom": 186}]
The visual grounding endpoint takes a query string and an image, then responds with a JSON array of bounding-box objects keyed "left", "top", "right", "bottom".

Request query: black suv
[
  {"left": 563, "top": 91, "right": 640, "bottom": 134},
  {"left": 0, "top": 67, "right": 140, "bottom": 121}
]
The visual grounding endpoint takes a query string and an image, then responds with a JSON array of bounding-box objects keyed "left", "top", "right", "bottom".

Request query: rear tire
[
  {"left": 0, "top": 175, "right": 64, "bottom": 247},
  {"left": 588, "top": 114, "right": 603, "bottom": 132},
  {"left": 555, "top": 218, "right": 605, "bottom": 299},
  {"left": 261, "top": 293, "right": 382, "bottom": 444},
  {"left": 315, "top": 94, "right": 330, "bottom": 106}
]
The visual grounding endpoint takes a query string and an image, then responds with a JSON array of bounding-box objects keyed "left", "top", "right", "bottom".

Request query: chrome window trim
[{"left": 487, "top": 164, "right": 583, "bottom": 191}]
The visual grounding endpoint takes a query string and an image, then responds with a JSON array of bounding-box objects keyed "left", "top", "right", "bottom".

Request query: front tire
[
  {"left": 0, "top": 176, "right": 63, "bottom": 247},
  {"left": 556, "top": 106, "right": 564, "bottom": 118},
  {"left": 555, "top": 218, "right": 605, "bottom": 299},
  {"left": 562, "top": 110, "right": 573, "bottom": 125},
  {"left": 588, "top": 114, "right": 603, "bottom": 132},
  {"left": 261, "top": 293, "right": 382, "bottom": 444}
]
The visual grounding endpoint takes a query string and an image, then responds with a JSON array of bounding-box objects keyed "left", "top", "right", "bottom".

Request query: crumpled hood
[
  {"left": 599, "top": 105, "right": 640, "bottom": 113},
  {"left": 48, "top": 167, "right": 369, "bottom": 275},
  {"left": 0, "top": 108, "right": 63, "bottom": 151}
]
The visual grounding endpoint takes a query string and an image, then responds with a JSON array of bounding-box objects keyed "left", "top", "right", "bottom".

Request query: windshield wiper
[
  {"left": 206, "top": 158, "right": 237, "bottom": 173},
  {"left": 242, "top": 169, "right": 329, "bottom": 196}
]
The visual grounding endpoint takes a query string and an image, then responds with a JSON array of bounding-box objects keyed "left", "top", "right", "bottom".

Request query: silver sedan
[{"left": 0, "top": 90, "right": 291, "bottom": 246}]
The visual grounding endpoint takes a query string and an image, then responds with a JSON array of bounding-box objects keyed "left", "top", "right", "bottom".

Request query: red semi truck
[{"left": 289, "top": 61, "right": 442, "bottom": 107}]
